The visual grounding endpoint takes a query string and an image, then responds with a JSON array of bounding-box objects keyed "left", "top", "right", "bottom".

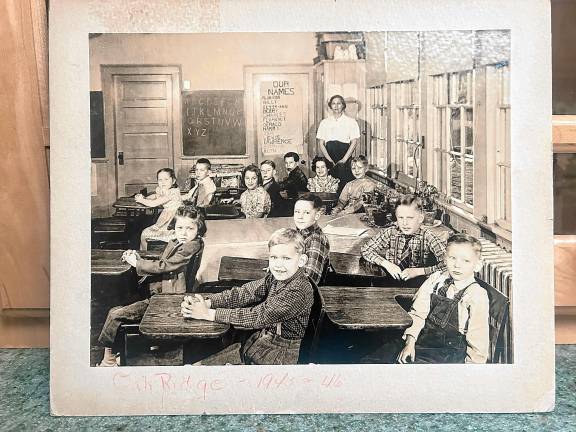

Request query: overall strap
[{"left": 452, "top": 281, "right": 477, "bottom": 302}]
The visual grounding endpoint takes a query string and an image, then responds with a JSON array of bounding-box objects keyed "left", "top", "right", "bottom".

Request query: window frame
[{"left": 389, "top": 79, "right": 421, "bottom": 181}]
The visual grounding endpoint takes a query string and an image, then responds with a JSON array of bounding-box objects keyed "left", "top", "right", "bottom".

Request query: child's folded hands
[{"left": 181, "top": 295, "right": 213, "bottom": 320}]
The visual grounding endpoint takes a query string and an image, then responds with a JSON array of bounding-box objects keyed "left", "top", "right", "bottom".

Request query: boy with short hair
[
  {"left": 361, "top": 194, "right": 446, "bottom": 287},
  {"left": 260, "top": 160, "right": 286, "bottom": 217},
  {"left": 397, "top": 233, "right": 489, "bottom": 364},
  {"left": 181, "top": 228, "right": 314, "bottom": 365},
  {"left": 183, "top": 158, "right": 216, "bottom": 208},
  {"left": 293, "top": 193, "right": 330, "bottom": 285},
  {"left": 279, "top": 152, "right": 308, "bottom": 199},
  {"left": 331, "top": 155, "right": 375, "bottom": 215}
]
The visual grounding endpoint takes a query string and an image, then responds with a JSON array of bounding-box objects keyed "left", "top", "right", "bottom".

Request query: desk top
[
  {"left": 329, "top": 252, "right": 386, "bottom": 278},
  {"left": 318, "top": 286, "right": 417, "bottom": 330},
  {"left": 204, "top": 204, "right": 240, "bottom": 219},
  {"left": 218, "top": 256, "right": 268, "bottom": 281},
  {"left": 91, "top": 249, "right": 161, "bottom": 276},
  {"left": 113, "top": 196, "right": 149, "bottom": 210},
  {"left": 140, "top": 294, "right": 230, "bottom": 339}
]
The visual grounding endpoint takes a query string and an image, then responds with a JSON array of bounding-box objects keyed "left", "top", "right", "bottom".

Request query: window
[
  {"left": 431, "top": 71, "right": 474, "bottom": 210},
  {"left": 390, "top": 80, "right": 420, "bottom": 179},
  {"left": 367, "top": 84, "right": 387, "bottom": 168},
  {"left": 491, "top": 64, "right": 511, "bottom": 230}
]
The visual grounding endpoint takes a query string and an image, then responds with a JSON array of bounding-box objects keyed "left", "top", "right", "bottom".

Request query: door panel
[
  {"left": 114, "top": 74, "right": 174, "bottom": 196},
  {"left": 123, "top": 133, "right": 170, "bottom": 158}
]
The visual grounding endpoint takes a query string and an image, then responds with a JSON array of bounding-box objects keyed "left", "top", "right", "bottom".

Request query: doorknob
[{"left": 117, "top": 152, "right": 124, "bottom": 165}]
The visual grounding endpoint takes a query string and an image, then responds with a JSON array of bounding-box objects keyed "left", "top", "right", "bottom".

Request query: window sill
[
  {"left": 478, "top": 221, "right": 512, "bottom": 243},
  {"left": 435, "top": 200, "right": 478, "bottom": 225}
]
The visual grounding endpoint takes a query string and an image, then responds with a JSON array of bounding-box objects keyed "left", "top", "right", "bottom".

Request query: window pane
[
  {"left": 450, "top": 108, "right": 461, "bottom": 152},
  {"left": 465, "top": 108, "right": 473, "bottom": 156},
  {"left": 465, "top": 159, "right": 474, "bottom": 206},
  {"left": 458, "top": 72, "right": 468, "bottom": 104},
  {"left": 407, "top": 143, "right": 414, "bottom": 176},
  {"left": 438, "top": 108, "right": 444, "bottom": 149},
  {"left": 501, "top": 67, "right": 510, "bottom": 106},
  {"left": 505, "top": 166, "right": 512, "bottom": 221},
  {"left": 407, "top": 109, "right": 414, "bottom": 140},
  {"left": 450, "top": 155, "right": 462, "bottom": 200}
]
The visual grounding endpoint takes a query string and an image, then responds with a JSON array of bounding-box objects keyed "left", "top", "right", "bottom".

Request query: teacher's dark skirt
[{"left": 326, "top": 140, "right": 354, "bottom": 192}]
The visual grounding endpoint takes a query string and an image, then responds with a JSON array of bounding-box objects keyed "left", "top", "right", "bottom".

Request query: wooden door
[
  {"left": 245, "top": 66, "right": 314, "bottom": 179},
  {"left": 102, "top": 66, "right": 181, "bottom": 198}
]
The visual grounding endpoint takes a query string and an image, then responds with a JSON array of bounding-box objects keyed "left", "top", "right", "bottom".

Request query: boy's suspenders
[{"left": 420, "top": 233, "right": 426, "bottom": 265}]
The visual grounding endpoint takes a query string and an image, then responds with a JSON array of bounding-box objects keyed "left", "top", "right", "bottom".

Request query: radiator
[{"left": 478, "top": 238, "right": 513, "bottom": 363}]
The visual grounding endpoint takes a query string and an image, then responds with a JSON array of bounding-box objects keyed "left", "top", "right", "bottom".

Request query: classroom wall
[{"left": 89, "top": 33, "right": 317, "bottom": 91}]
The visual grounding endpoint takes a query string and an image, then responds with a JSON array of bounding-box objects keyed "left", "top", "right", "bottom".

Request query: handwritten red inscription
[
  {"left": 113, "top": 372, "right": 226, "bottom": 401},
  {"left": 112, "top": 371, "right": 344, "bottom": 402}
]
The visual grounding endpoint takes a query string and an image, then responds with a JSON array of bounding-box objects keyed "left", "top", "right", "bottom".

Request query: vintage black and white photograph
[
  {"left": 89, "top": 30, "right": 514, "bottom": 368},
  {"left": 50, "top": 0, "right": 555, "bottom": 416}
]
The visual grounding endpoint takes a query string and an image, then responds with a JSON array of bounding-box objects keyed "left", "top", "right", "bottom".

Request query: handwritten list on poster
[{"left": 259, "top": 80, "right": 303, "bottom": 155}]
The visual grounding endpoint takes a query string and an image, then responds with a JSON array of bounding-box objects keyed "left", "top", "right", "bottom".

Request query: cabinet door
[{"left": 553, "top": 149, "right": 576, "bottom": 307}]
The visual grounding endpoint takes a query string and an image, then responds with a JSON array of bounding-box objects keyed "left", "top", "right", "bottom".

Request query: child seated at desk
[
  {"left": 360, "top": 194, "right": 446, "bottom": 287},
  {"left": 182, "top": 158, "right": 216, "bottom": 208},
  {"left": 279, "top": 151, "right": 308, "bottom": 200},
  {"left": 397, "top": 233, "right": 489, "bottom": 364},
  {"left": 181, "top": 228, "right": 314, "bottom": 365},
  {"left": 136, "top": 168, "right": 182, "bottom": 250},
  {"left": 239, "top": 165, "right": 271, "bottom": 218},
  {"left": 260, "top": 160, "right": 286, "bottom": 217},
  {"left": 97, "top": 206, "right": 206, "bottom": 367},
  {"left": 293, "top": 193, "right": 330, "bottom": 285},
  {"left": 331, "top": 155, "right": 374, "bottom": 215},
  {"left": 307, "top": 156, "right": 340, "bottom": 193}
]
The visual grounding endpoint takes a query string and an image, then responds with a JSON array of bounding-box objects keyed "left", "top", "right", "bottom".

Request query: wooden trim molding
[{"left": 553, "top": 115, "right": 576, "bottom": 151}]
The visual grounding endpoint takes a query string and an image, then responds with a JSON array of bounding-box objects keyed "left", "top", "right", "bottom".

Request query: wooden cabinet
[
  {"left": 553, "top": 116, "right": 576, "bottom": 343},
  {"left": 0, "top": 0, "right": 50, "bottom": 346}
]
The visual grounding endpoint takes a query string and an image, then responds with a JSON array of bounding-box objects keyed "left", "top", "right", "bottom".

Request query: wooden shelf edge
[{"left": 553, "top": 115, "right": 576, "bottom": 149}]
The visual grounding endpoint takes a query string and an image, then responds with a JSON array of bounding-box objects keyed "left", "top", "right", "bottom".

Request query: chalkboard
[
  {"left": 182, "top": 90, "right": 246, "bottom": 156},
  {"left": 90, "top": 91, "right": 105, "bottom": 159}
]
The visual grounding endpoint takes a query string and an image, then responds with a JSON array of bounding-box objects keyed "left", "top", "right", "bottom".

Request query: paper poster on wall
[{"left": 258, "top": 79, "right": 304, "bottom": 155}]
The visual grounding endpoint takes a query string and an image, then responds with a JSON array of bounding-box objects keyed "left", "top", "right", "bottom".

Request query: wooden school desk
[
  {"left": 329, "top": 252, "right": 386, "bottom": 279},
  {"left": 139, "top": 294, "right": 230, "bottom": 339},
  {"left": 91, "top": 249, "right": 161, "bottom": 276},
  {"left": 297, "top": 191, "right": 339, "bottom": 213},
  {"left": 113, "top": 196, "right": 155, "bottom": 215},
  {"left": 317, "top": 286, "right": 417, "bottom": 330}
]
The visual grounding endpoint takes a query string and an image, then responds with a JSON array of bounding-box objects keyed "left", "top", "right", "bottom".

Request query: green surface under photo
[{"left": 0, "top": 347, "right": 574, "bottom": 431}]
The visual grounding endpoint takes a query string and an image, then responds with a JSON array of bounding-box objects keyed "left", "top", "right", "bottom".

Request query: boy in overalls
[{"left": 397, "top": 233, "right": 489, "bottom": 364}]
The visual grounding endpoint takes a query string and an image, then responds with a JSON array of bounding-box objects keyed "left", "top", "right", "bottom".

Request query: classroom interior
[{"left": 89, "top": 31, "right": 513, "bottom": 366}]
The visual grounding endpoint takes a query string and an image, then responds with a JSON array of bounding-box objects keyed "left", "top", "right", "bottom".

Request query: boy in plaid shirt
[
  {"left": 361, "top": 194, "right": 447, "bottom": 287},
  {"left": 293, "top": 193, "right": 330, "bottom": 285},
  {"left": 181, "top": 228, "right": 314, "bottom": 365}
]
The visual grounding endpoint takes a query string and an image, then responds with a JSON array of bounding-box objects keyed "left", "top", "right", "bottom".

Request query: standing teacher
[{"left": 316, "top": 94, "right": 361, "bottom": 192}]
